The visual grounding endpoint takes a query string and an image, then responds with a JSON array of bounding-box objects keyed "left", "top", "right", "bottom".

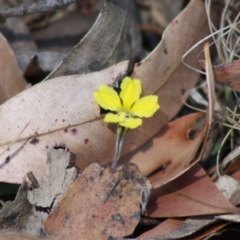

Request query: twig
[
  {"left": 0, "top": 0, "right": 90, "bottom": 19},
  {"left": 27, "top": 171, "right": 39, "bottom": 188}
]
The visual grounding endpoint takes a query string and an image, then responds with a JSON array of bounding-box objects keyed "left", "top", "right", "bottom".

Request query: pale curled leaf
[{"left": 0, "top": 62, "right": 129, "bottom": 184}]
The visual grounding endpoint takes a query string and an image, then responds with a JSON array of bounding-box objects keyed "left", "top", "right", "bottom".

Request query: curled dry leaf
[
  {"left": 47, "top": 0, "right": 142, "bottom": 79},
  {"left": 0, "top": 33, "right": 27, "bottom": 104},
  {"left": 44, "top": 163, "right": 151, "bottom": 240},
  {"left": 0, "top": 0, "right": 214, "bottom": 184},
  {"left": 199, "top": 60, "right": 240, "bottom": 92}
]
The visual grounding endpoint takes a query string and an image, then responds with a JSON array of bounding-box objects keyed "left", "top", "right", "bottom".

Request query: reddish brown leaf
[
  {"left": 200, "top": 60, "right": 240, "bottom": 92},
  {"left": 44, "top": 163, "right": 151, "bottom": 240},
  {"left": 146, "top": 164, "right": 238, "bottom": 218},
  {"left": 120, "top": 112, "right": 208, "bottom": 187}
]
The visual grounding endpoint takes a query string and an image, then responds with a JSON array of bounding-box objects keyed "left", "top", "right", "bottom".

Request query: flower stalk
[{"left": 111, "top": 125, "right": 128, "bottom": 169}]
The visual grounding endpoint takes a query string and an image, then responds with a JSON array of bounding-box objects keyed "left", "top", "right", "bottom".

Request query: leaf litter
[
  {"left": 1, "top": 0, "right": 240, "bottom": 239},
  {"left": 0, "top": 0, "right": 216, "bottom": 185}
]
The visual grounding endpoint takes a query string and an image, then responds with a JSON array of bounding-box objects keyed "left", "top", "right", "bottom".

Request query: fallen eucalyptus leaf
[
  {"left": 47, "top": 0, "right": 142, "bottom": 79},
  {"left": 0, "top": 61, "right": 129, "bottom": 184},
  {"left": 147, "top": 164, "right": 238, "bottom": 218},
  {"left": 44, "top": 163, "right": 151, "bottom": 240},
  {"left": 121, "top": 112, "right": 208, "bottom": 186}
]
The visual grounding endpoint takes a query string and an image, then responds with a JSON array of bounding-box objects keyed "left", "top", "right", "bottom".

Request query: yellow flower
[{"left": 93, "top": 77, "right": 160, "bottom": 129}]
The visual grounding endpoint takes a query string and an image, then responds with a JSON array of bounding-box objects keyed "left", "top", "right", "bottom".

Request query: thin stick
[{"left": 0, "top": 0, "right": 89, "bottom": 19}]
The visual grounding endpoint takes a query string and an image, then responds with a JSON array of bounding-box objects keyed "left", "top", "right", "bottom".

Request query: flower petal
[
  {"left": 104, "top": 112, "right": 125, "bottom": 123},
  {"left": 93, "top": 84, "right": 122, "bottom": 111},
  {"left": 131, "top": 95, "right": 160, "bottom": 117},
  {"left": 119, "top": 117, "right": 142, "bottom": 129},
  {"left": 120, "top": 77, "right": 142, "bottom": 112}
]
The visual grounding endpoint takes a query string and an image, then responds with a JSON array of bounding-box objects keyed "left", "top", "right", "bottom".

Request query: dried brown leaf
[
  {"left": 147, "top": 164, "right": 238, "bottom": 218},
  {"left": 0, "top": 33, "right": 27, "bottom": 104},
  {"left": 200, "top": 60, "right": 240, "bottom": 92},
  {"left": 44, "top": 163, "right": 151, "bottom": 240},
  {"left": 121, "top": 112, "right": 208, "bottom": 187},
  {"left": 47, "top": 0, "right": 141, "bottom": 78}
]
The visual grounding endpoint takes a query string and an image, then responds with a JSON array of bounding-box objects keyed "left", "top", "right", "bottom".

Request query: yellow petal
[
  {"left": 93, "top": 84, "right": 122, "bottom": 111},
  {"left": 104, "top": 112, "right": 125, "bottom": 123},
  {"left": 131, "top": 95, "right": 160, "bottom": 117},
  {"left": 119, "top": 117, "right": 142, "bottom": 129},
  {"left": 120, "top": 77, "right": 142, "bottom": 112}
]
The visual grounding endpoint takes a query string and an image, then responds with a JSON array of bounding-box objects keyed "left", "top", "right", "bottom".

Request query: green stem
[{"left": 111, "top": 125, "right": 128, "bottom": 169}]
